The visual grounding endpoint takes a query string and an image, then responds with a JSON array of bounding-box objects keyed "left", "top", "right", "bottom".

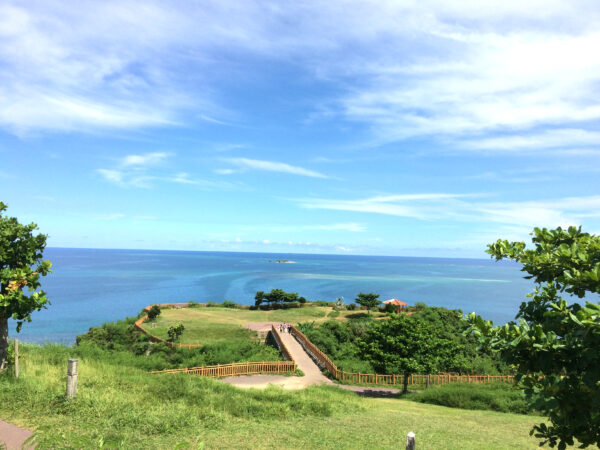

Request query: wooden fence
[
  {"left": 151, "top": 360, "right": 296, "bottom": 377},
  {"left": 289, "top": 325, "right": 514, "bottom": 387},
  {"left": 134, "top": 303, "right": 203, "bottom": 349},
  {"left": 270, "top": 325, "right": 295, "bottom": 361}
]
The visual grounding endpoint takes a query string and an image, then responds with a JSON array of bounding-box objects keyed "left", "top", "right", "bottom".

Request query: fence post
[
  {"left": 66, "top": 359, "right": 78, "bottom": 400},
  {"left": 14, "top": 339, "right": 18, "bottom": 379},
  {"left": 406, "top": 431, "right": 415, "bottom": 450},
  {"left": 426, "top": 374, "right": 430, "bottom": 389}
]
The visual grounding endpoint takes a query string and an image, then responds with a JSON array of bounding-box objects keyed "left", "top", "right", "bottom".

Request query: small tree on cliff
[
  {"left": 355, "top": 292, "right": 380, "bottom": 314},
  {"left": 0, "top": 202, "right": 51, "bottom": 370}
]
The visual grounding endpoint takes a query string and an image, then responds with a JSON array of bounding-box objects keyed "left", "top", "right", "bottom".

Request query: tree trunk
[
  {"left": 0, "top": 316, "right": 8, "bottom": 371},
  {"left": 403, "top": 372, "right": 409, "bottom": 394}
]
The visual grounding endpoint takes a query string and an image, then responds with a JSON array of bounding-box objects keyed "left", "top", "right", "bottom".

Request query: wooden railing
[
  {"left": 134, "top": 303, "right": 203, "bottom": 349},
  {"left": 289, "top": 325, "right": 339, "bottom": 377},
  {"left": 270, "top": 325, "right": 295, "bottom": 361},
  {"left": 151, "top": 360, "right": 296, "bottom": 377},
  {"left": 289, "top": 325, "right": 514, "bottom": 386}
]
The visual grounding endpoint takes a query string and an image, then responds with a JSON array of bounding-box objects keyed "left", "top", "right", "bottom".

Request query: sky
[{"left": 1, "top": 0, "right": 599, "bottom": 258}]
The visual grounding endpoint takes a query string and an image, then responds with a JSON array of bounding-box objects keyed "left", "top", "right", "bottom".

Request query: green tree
[
  {"left": 468, "top": 226, "right": 600, "bottom": 449},
  {"left": 147, "top": 305, "right": 161, "bottom": 321},
  {"left": 254, "top": 289, "right": 304, "bottom": 307},
  {"left": 355, "top": 292, "right": 380, "bottom": 314},
  {"left": 167, "top": 323, "right": 185, "bottom": 342},
  {"left": 0, "top": 202, "right": 51, "bottom": 370},
  {"left": 359, "top": 314, "right": 459, "bottom": 393}
]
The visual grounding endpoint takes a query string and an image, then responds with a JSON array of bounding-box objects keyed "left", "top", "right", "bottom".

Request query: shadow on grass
[{"left": 345, "top": 312, "right": 371, "bottom": 320}]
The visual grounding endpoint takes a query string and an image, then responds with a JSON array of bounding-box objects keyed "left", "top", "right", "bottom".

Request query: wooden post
[
  {"left": 426, "top": 374, "right": 430, "bottom": 389},
  {"left": 66, "top": 359, "right": 78, "bottom": 400},
  {"left": 406, "top": 431, "right": 415, "bottom": 450},
  {"left": 13, "top": 339, "right": 18, "bottom": 379}
]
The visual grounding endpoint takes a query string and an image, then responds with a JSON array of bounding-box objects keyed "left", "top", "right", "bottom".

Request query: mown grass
[
  {"left": 0, "top": 343, "right": 546, "bottom": 449},
  {"left": 143, "top": 305, "right": 385, "bottom": 345}
]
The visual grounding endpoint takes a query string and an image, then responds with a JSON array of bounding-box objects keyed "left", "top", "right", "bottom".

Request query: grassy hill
[
  {"left": 142, "top": 304, "right": 384, "bottom": 346},
  {"left": 0, "top": 343, "right": 542, "bottom": 449}
]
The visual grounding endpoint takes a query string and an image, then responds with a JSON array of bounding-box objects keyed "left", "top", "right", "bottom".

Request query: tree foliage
[
  {"left": 468, "top": 226, "right": 600, "bottom": 449},
  {"left": 359, "top": 314, "right": 460, "bottom": 392},
  {"left": 254, "top": 289, "right": 306, "bottom": 307},
  {"left": 147, "top": 305, "right": 161, "bottom": 321},
  {"left": 0, "top": 202, "right": 51, "bottom": 369},
  {"left": 355, "top": 292, "right": 380, "bottom": 314},
  {"left": 167, "top": 323, "right": 185, "bottom": 342}
]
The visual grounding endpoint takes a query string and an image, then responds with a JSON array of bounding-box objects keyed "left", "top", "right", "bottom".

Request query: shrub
[
  {"left": 147, "top": 305, "right": 161, "bottom": 321},
  {"left": 167, "top": 324, "right": 185, "bottom": 342},
  {"left": 346, "top": 304, "right": 357, "bottom": 311},
  {"left": 223, "top": 300, "right": 237, "bottom": 308}
]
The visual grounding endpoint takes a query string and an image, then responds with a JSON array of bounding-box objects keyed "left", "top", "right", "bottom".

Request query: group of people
[{"left": 278, "top": 323, "right": 291, "bottom": 333}]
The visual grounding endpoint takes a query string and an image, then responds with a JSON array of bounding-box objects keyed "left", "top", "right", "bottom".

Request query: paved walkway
[
  {"left": 0, "top": 418, "right": 35, "bottom": 449},
  {"left": 222, "top": 325, "right": 333, "bottom": 390}
]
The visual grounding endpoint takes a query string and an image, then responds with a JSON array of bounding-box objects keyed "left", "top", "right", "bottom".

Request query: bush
[
  {"left": 346, "top": 304, "right": 357, "bottom": 311},
  {"left": 147, "top": 305, "right": 161, "bottom": 320},
  {"left": 223, "top": 300, "right": 236, "bottom": 308},
  {"left": 167, "top": 324, "right": 185, "bottom": 342}
]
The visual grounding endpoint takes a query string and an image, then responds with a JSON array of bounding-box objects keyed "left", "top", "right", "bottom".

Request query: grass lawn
[
  {"left": 0, "top": 344, "right": 546, "bottom": 449},
  {"left": 142, "top": 305, "right": 385, "bottom": 345}
]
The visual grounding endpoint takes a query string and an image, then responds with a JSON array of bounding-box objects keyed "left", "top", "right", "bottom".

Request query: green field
[
  {"left": 143, "top": 305, "right": 385, "bottom": 345},
  {"left": 0, "top": 344, "right": 543, "bottom": 449}
]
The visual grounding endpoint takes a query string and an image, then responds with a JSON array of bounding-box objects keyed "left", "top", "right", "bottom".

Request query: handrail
[{"left": 152, "top": 360, "right": 296, "bottom": 376}]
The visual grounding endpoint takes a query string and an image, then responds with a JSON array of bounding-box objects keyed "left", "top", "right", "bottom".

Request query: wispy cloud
[
  {"left": 3, "top": 0, "right": 599, "bottom": 154},
  {"left": 460, "top": 129, "right": 600, "bottom": 152},
  {"left": 221, "top": 158, "right": 328, "bottom": 178},
  {"left": 299, "top": 193, "right": 600, "bottom": 229},
  {"left": 97, "top": 152, "right": 232, "bottom": 189}
]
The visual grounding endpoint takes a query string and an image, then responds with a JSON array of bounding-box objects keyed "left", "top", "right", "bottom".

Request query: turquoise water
[{"left": 10, "top": 247, "right": 536, "bottom": 344}]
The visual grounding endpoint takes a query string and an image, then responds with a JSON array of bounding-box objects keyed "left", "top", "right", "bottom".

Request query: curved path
[
  {"left": 222, "top": 324, "right": 333, "bottom": 390},
  {"left": 0, "top": 418, "right": 35, "bottom": 449}
]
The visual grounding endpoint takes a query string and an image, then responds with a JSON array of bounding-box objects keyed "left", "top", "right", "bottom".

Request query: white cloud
[
  {"left": 1, "top": 0, "right": 598, "bottom": 154},
  {"left": 223, "top": 158, "right": 328, "bottom": 178},
  {"left": 97, "top": 153, "right": 231, "bottom": 188},
  {"left": 461, "top": 129, "right": 600, "bottom": 152},
  {"left": 300, "top": 193, "right": 600, "bottom": 229},
  {"left": 121, "top": 152, "right": 168, "bottom": 167}
]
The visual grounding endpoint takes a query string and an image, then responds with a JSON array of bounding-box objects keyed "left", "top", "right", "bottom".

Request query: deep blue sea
[{"left": 10, "top": 247, "right": 537, "bottom": 344}]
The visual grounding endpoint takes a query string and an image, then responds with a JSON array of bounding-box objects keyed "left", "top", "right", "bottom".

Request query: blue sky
[{"left": 1, "top": 1, "right": 599, "bottom": 257}]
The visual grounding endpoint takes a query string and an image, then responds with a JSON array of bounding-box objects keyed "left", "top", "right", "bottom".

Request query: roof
[{"left": 383, "top": 298, "right": 408, "bottom": 306}]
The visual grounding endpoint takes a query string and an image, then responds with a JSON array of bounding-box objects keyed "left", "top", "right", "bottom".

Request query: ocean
[{"left": 10, "top": 247, "right": 537, "bottom": 344}]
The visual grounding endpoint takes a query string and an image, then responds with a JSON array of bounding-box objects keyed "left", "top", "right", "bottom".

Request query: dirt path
[{"left": 0, "top": 418, "right": 35, "bottom": 449}]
